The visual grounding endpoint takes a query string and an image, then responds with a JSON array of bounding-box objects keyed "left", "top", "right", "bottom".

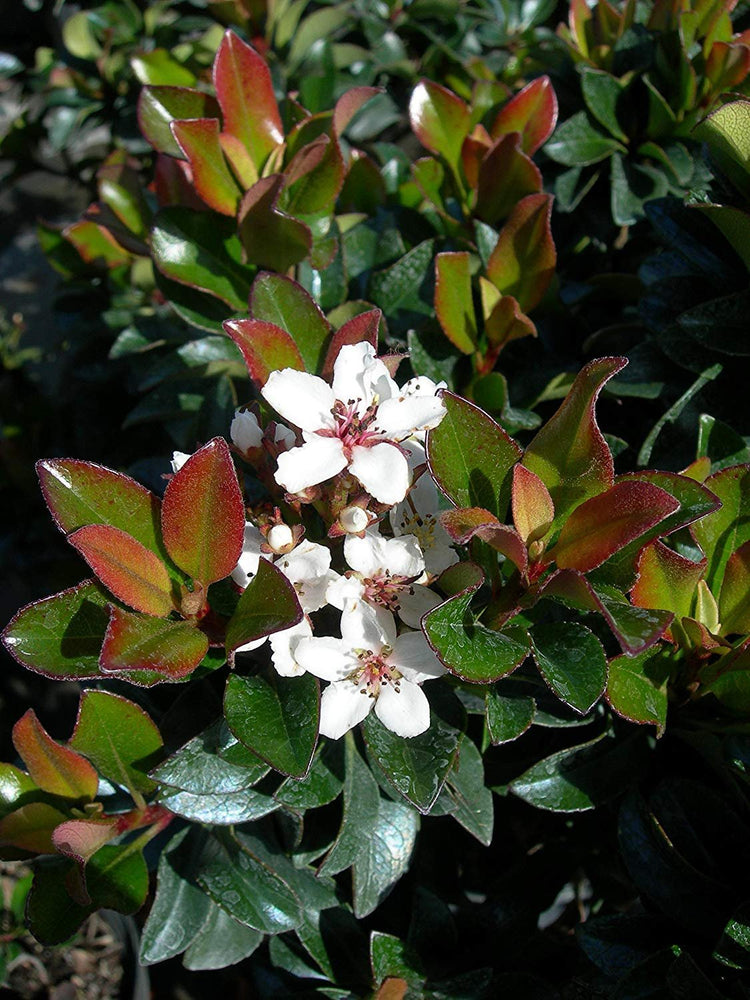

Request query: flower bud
[
  {"left": 230, "top": 409, "right": 263, "bottom": 453},
  {"left": 267, "top": 523, "right": 295, "bottom": 554},
  {"left": 339, "top": 505, "right": 370, "bottom": 534}
]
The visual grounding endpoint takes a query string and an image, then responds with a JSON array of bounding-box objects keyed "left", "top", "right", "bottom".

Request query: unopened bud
[
  {"left": 340, "top": 505, "right": 370, "bottom": 534},
  {"left": 267, "top": 523, "right": 295, "bottom": 553},
  {"left": 231, "top": 409, "right": 263, "bottom": 453}
]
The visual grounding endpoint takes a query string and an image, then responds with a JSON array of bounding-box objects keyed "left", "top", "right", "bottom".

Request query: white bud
[
  {"left": 339, "top": 506, "right": 370, "bottom": 534},
  {"left": 171, "top": 451, "right": 191, "bottom": 473},
  {"left": 231, "top": 409, "right": 263, "bottom": 453},
  {"left": 267, "top": 524, "right": 295, "bottom": 553}
]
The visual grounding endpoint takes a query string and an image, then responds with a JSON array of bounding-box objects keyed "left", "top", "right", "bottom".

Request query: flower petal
[
  {"left": 391, "top": 631, "right": 446, "bottom": 683},
  {"left": 275, "top": 437, "right": 347, "bottom": 494},
  {"left": 269, "top": 618, "right": 313, "bottom": 677},
  {"left": 261, "top": 369, "right": 336, "bottom": 432},
  {"left": 332, "top": 343, "right": 397, "bottom": 413},
  {"left": 294, "top": 636, "right": 356, "bottom": 681},
  {"left": 231, "top": 522, "right": 265, "bottom": 588},
  {"left": 319, "top": 681, "right": 373, "bottom": 739},
  {"left": 375, "top": 680, "right": 430, "bottom": 737},
  {"left": 374, "top": 394, "right": 446, "bottom": 438},
  {"left": 395, "top": 585, "right": 442, "bottom": 630},
  {"left": 230, "top": 409, "right": 262, "bottom": 452},
  {"left": 350, "top": 442, "right": 410, "bottom": 505},
  {"left": 341, "top": 601, "right": 396, "bottom": 650},
  {"left": 326, "top": 574, "right": 365, "bottom": 611}
]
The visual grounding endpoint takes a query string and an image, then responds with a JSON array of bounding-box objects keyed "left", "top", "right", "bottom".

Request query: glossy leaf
[
  {"left": 490, "top": 75, "right": 558, "bottom": 154},
  {"left": 434, "top": 252, "right": 477, "bottom": 354},
  {"left": 580, "top": 67, "right": 628, "bottom": 142},
  {"left": 606, "top": 648, "right": 670, "bottom": 737},
  {"left": 152, "top": 719, "right": 267, "bottom": 796},
  {"left": 161, "top": 437, "right": 245, "bottom": 587},
  {"left": 409, "top": 80, "right": 471, "bottom": 178},
  {"left": 70, "top": 690, "right": 163, "bottom": 796},
  {"left": 12, "top": 710, "right": 98, "bottom": 802},
  {"left": 550, "top": 481, "right": 680, "bottom": 573},
  {"left": 318, "top": 736, "right": 381, "bottom": 877},
  {"left": 159, "top": 787, "right": 277, "bottom": 825},
  {"left": 138, "top": 86, "right": 220, "bottom": 157},
  {"left": 530, "top": 622, "right": 607, "bottom": 714},
  {"left": 441, "top": 736, "right": 494, "bottom": 846},
  {"left": 476, "top": 136, "right": 543, "bottom": 226},
  {"left": 1, "top": 580, "right": 110, "bottom": 680},
  {"left": 63, "top": 221, "right": 131, "bottom": 269},
  {"left": 522, "top": 356, "right": 626, "bottom": 527},
  {"left": 354, "top": 798, "right": 419, "bottom": 919},
  {"left": 52, "top": 819, "right": 118, "bottom": 869},
  {"left": 69, "top": 524, "right": 175, "bottom": 617},
  {"left": 545, "top": 111, "right": 626, "bottom": 166},
  {"left": 182, "top": 905, "right": 262, "bottom": 971},
  {"left": 224, "top": 672, "right": 319, "bottom": 777},
  {"left": 250, "top": 272, "right": 331, "bottom": 375},
  {"left": 426, "top": 391, "right": 521, "bottom": 518},
  {"left": 151, "top": 207, "right": 252, "bottom": 311},
  {"left": 691, "top": 465, "right": 750, "bottom": 593},
  {"left": 631, "top": 541, "right": 705, "bottom": 625},
  {"left": 0, "top": 802, "right": 68, "bottom": 855},
  {"left": 486, "top": 684, "right": 536, "bottom": 744},
  {"left": 223, "top": 318, "right": 304, "bottom": 391},
  {"left": 485, "top": 193, "right": 555, "bottom": 314},
  {"left": 99, "top": 605, "right": 208, "bottom": 680},
  {"left": 171, "top": 119, "right": 240, "bottom": 217},
  {"left": 720, "top": 540, "right": 750, "bottom": 636},
  {"left": 237, "top": 176, "right": 312, "bottom": 273},
  {"left": 274, "top": 742, "right": 343, "bottom": 811},
  {"left": 213, "top": 30, "right": 283, "bottom": 170},
  {"left": 512, "top": 464, "right": 554, "bottom": 546},
  {"left": 0, "top": 763, "right": 37, "bottom": 818},
  {"left": 225, "top": 557, "right": 303, "bottom": 654},
  {"left": 441, "top": 508, "right": 528, "bottom": 576}
]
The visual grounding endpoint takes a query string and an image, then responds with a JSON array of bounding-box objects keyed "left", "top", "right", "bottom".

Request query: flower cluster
[{"left": 216, "top": 342, "right": 455, "bottom": 739}]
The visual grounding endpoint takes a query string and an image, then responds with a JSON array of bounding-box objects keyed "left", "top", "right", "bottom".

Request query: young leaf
[
  {"left": 530, "top": 622, "right": 607, "bottom": 714},
  {"left": 441, "top": 508, "right": 528, "bottom": 576},
  {"left": 434, "top": 252, "right": 477, "bottom": 354},
  {"left": 512, "top": 464, "right": 554, "bottom": 546},
  {"left": 171, "top": 118, "right": 241, "bottom": 216},
  {"left": 225, "top": 558, "right": 303, "bottom": 654},
  {"left": 490, "top": 75, "right": 558, "bottom": 154},
  {"left": 161, "top": 437, "right": 245, "bottom": 587},
  {"left": 250, "top": 272, "right": 331, "bottom": 375},
  {"left": 485, "top": 193, "right": 555, "bottom": 314},
  {"left": 426, "top": 391, "right": 521, "bottom": 518},
  {"left": 691, "top": 465, "right": 750, "bottom": 594},
  {"left": 13, "top": 710, "right": 98, "bottom": 801},
  {"left": 70, "top": 690, "right": 163, "bottom": 796},
  {"left": 138, "top": 86, "right": 220, "bottom": 157},
  {"left": 223, "top": 318, "right": 305, "bottom": 389},
  {"left": 224, "top": 672, "right": 319, "bottom": 778},
  {"left": 68, "top": 525, "right": 176, "bottom": 617},
  {"left": 320, "top": 309, "right": 381, "bottom": 380},
  {"left": 409, "top": 80, "right": 471, "bottom": 180},
  {"left": 0, "top": 802, "right": 69, "bottom": 855},
  {"left": 631, "top": 541, "right": 706, "bottom": 625},
  {"left": 522, "top": 356, "right": 627, "bottom": 527},
  {"left": 476, "top": 136, "right": 543, "bottom": 226}
]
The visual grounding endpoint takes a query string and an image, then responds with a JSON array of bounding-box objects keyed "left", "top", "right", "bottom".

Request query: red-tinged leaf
[
  {"left": 213, "top": 30, "right": 283, "bottom": 169},
  {"left": 137, "top": 86, "right": 221, "bottom": 157},
  {"left": 250, "top": 271, "right": 331, "bottom": 374},
  {"left": 63, "top": 220, "right": 131, "bottom": 269},
  {"left": 237, "top": 175, "right": 312, "bottom": 273},
  {"left": 1, "top": 580, "right": 110, "bottom": 681},
  {"left": 13, "top": 711, "right": 98, "bottom": 801},
  {"left": 96, "top": 151, "right": 150, "bottom": 239},
  {"left": 569, "top": 0, "right": 593, "bottom": 55},
  {"left": 706, "top": 41, "right": 750, "bottom": 93},
  {"left": 171, "top": 119, "right": 241, "bottom": 216},
  {"left": 52, "top": 819, "right": 117, "bottom": 867},
  {"left": 37, "top": 458, "right": 167, "bottom": 564},
  {"left": 69, "top": 525, "right": 176, "bottom": 617},
  {"left": 549, "top": 481, "right": 680, "bottom": 573},
  {"left": 485, "top": 294, "right": 537, "bottom": 351},
  {"left": 522, "top": 356, "right": 627, "bottom": 527},
  {"left": 161, "top": 437, "right": 245, "bottom": 586},
  {"left": 476, "top": 135, "right": 543, "bottom": 225},
  {"left": 485, "top": 193, "right": 555, "bottom": 313},
  {"left": 226, "top": 557, "right": 303, "bottom": 654},
  {"left": 441, "top": 508, "right": 528, "bottom": 576},
  {"left": 223, "top": 318, "right": 305, "bottom": 389},
  {"left": 512, "top": 464, "right": 554, "bottom": 546},
  {"left": 631, "top": 541, "right": 706, "bottom": 629},
  {"left": 219, "top": 131, "right": 258, "bottom": 189},
  {"left": 0, "top": 764, "right": 37, "bottom": 818},
  {"left": 490, "top": 76, "right": 559, "bottom": 155},
  {"left": 691, "top": 465, "right": 750, "bottom": 594},
  {"left": 83, "top": 201, "right": 148, "bottom": 258},
  {"left": 320, "top": 309, "right": 380, "bottom": 380},
  {"left": 153, "top": 155, "right": 206, "bottom": 211},
  {"left": 409, "top": 80, "right": 472, "bottom": 178},
  {"left": 284, "top": 135, "right": 329, "bottom": 187},
  {"left": 100, "top": 605, "right": 209, "bottom": 680},
  {"left": 333, "top": 86, "right": 381, "bottom": 136},
  {"left": 284, "top": 139, "right": 346, "bottom": 218},
  {"left": 0, "top": 803, "right": 69, "bottom": 855},
  {"left": 435, "top": 252, "right": 477, "bottom": 354},
  {"left": 720, "top": 539, "right": 750, "bottom": 636}
]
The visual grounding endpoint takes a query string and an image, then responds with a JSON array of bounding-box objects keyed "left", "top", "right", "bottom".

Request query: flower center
[
  {"left": 361, "top": 571, "right": 417, "bottom": 614},
  {"left": 320, "top": 400, "right": 382, "bottom": 455},
  {"left": 397, "top": 511, "right": 438, "bottom": 554},
  {"left": 349, "top": 646, "right": 401, "bottom": 697}
]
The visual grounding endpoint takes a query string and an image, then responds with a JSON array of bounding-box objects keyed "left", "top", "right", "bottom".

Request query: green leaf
[
  {"left": 151, "top": 719, "right": 268, "bottom": 795},
  {"left": 196, "top": 828, "right": 302, "bottom": 933},
  {"left": 606, "top": 647, "right": 670, "bottom": 737},
  {"left": 353, "top": 798, "right": 419, "bottom": 919},
  {"left": 1, "top": 580, "right": 110, "bottom": 680},
  {"left": 369, "top": 240, "right": 435, "bottom": 320},
  {"left": 486, "top": 682, "right": 536, "bottom": 743},
  {"left": 442, "top": 736, "right": 494, "bottom": 845},
  {"left": 485, "top": 194, "right": 555, "bottom": 316},
  {"left": 224, "top": 672, "right": 319, "bottom": 777},
  {"left": 434, "top": 252, "right": 477, "bottom": 354},
  {"left": 70, "top": 690, "right": 163, "bottom": 796},
  {"left": 249, "top": 272, "right": 330, "bottom": 375},
  {"left": 151, "top": 207, "right": 252, "bottom": 312},
  {"left": 138, "top": 85, "right": 220, "bottom": 157},
  {"left": 183, "top": 904, "right": 263, "bottom": 970},
  {"left": 544, "top": 111, "right": 626, "bottom": 166},
  {"left": 691, "top": 464, "right": 750, "bottom": 593},
  {"left": 580, "top": 67, "right": 628, "bottom": 142},
  {"left": 12, "top": 710, "right": 98, "bottom": 801},
  {"left": 318, "top": 735, "right": 380, "bottom": 877},
  {"left": 131, "top": 49, "right": 196, "bottom": 87},
  {"left": 275, "top": 740, "right": 344, "bottom": 811},
  {"left": 362, "top": 689, "right": 463, "bottom": 812},
  {"left": 530, "top": 622, "right": 607, "bottom": 715},
  {"left": 159, "top": 786, "right": 277, "bottom": 825},
  {"left": 426, "top": 391, "right": 521, "bottom": 518},
  {"left": 161, "top": 437, "right": 245, "bottom": 587},
  {"left": 225, "top": 558, "right": 303, "bottom": 654},
  {"left": 237, "top": 176, "right": 312, "bottom": 273},
  {"left": 409, "top": 80, "right": 471, "bottom": 180},
  {"left": 714, "top": 903, "right": 750, "bottom": 971},
  {"left": 171, "top": 118, "right": 240, "bottom": 217},
  {"left": 99, "top": 605, "right": 209, "bottom": 680},
  {"left": 0, "top": 764, "right": 37, "bottom": 820},
  {"left": 720, "top": 540, "right": 750, "bottom": 635},
  {"left": 370, "top": 932, "right": 424, "bottom": 989},
  {"left": 678, "top": 288, "right": 750, "bottom": 357},
  {"left": 510, "top": 732, "right": 648, "bottom": 812}
]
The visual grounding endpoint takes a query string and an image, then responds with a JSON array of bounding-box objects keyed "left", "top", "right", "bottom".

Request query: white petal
[
  {"left": 273, "top": 423, "right": 297, "bottom": 449},
  {"left": 341, "top": 601, "right": 396, "bottom": 650},
  {"left": 319, "top": 681, "right": 373, "bottom": 739},
  {"left": 294, "top": 636, "right": 356, "bottom": 681},
  {"left": 234, "top": 635, "right": 267, "bottom": 654},
  {"left": 375, "top": 680, "right": 430, "bottom": 737},
  {"left": 374, "top": 395, "right": 446, "bottom": 438},
  {"left": 350, "top": 442, "right": 410, "bottom": 505},
  {"left": 231, "top": 523, "right": 265, "bottom": 588},
  {"left": 275, "top": 542, "right": 334, "bottom": 612},
  {"left": 332, "top": 343, "right": 397, "bottom": 412},
  {"left": 171, "top": 451, "right": 191, "bottom": 473},
  {"left": 401, "top": 375, "right": 447, "bottom": 397},
  {"left": 326, "top": 574, "right": 364, "bottom": 611},
  {"left": 261, "top": 369, "right": 336, "bottom": 432},
  {"left": 269, "top": 618, "right": 313, "bottom": 677},
  {"left": 275, "top": 437, "right": 347, "bottom": 494},
  {"left": 343, "top": 529, "right": 386, "bottom": 577},
  {"left": 395, "top": 585, "right": 442, "bottom": 629},
  {"left": 381, "top": 534, "right": 425, "bottom": 577},
  {"left": 230, "top": 409, "right": 263, "bottom": 452},
  {"left": 391, "top": 631, "right": 446, "bottom": 683}
]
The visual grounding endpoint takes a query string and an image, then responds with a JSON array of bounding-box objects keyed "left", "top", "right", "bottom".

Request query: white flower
[
  {"left": 295, "top": 602, "right": 446, "bottom": 740},
  {"left": 390, "top": 441, "right": 458, "bottom": 575},
  {"left": 230, "top": 409, "right": 263, "bottom": 453},
  {"left": 170, "top": 451, "right": 191, "bottom": 473},
  {"left": 260, "top": 343, "right": 445, "bottom": 505},
  {"left": 327, "top": 528, "right": 441, "bottom": 629}
]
